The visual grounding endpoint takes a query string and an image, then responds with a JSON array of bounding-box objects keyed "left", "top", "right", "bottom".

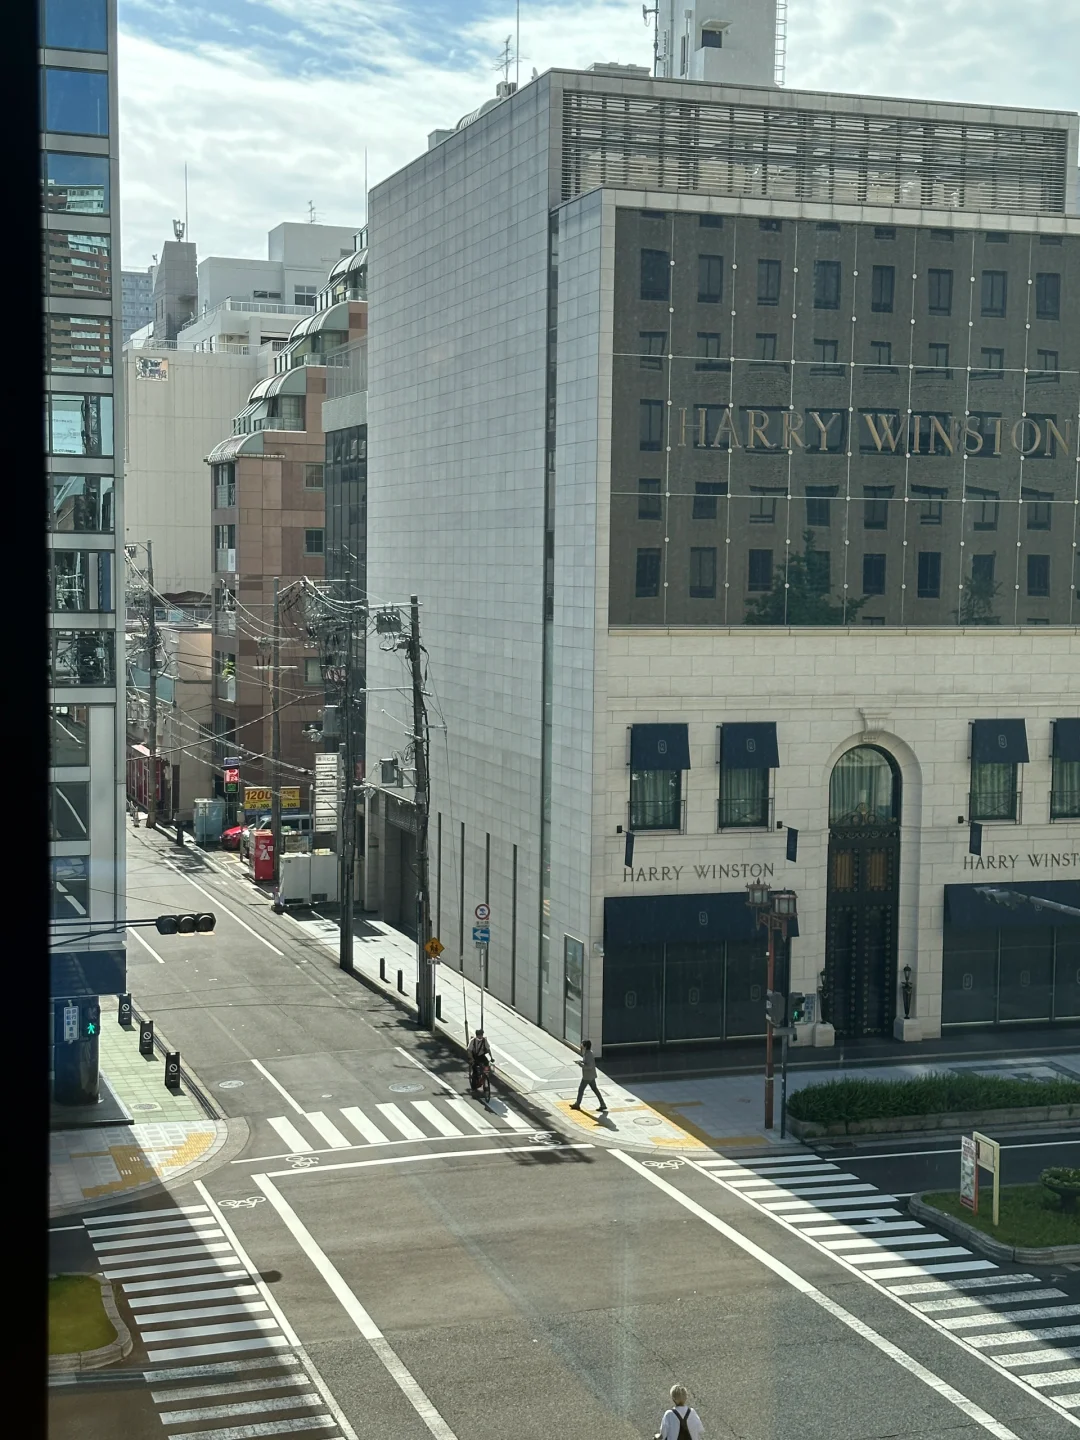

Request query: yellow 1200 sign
[{"left": 244, "top": 787, "right": 272, "bottom": 809}]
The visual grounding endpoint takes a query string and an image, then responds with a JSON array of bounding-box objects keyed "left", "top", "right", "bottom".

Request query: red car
[{"left": 220, "top": 823, "right": 247, "bottom": 850}]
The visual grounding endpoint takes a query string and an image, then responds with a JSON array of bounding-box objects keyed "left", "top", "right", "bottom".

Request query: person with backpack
[{"left": 655, "top": 1384, "right": 705, "bottom": 1440}]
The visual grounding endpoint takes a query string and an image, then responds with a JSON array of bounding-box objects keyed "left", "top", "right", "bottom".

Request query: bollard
[
  {"left": 139, "top": 1019, "right": 155, "bottom": 1056},
  {"left": 118, "top": 993, "right": 132, "bottom": 1027},
  {"left": 379, "top": 958, "right": 386, "bottom": 982},
  {"left": 164, "top": 1051, "right": 181, "bottom": 1089},
  {"left": 396, "top": 969, "right": 404, "bottom": 994},
  {"left": 415, "top": 984, "right": 420, "bottom": 1004},
  {"left": 175, "top": 820, "right": 185, "bottom": 847},
  {"left": 435, "top": 994, "right": 442, "bottom": 1021}
]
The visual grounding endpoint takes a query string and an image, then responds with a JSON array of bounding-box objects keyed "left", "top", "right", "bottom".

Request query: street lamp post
[{"left": 747, "top": 884, "right": 798, "bottom": 1132}]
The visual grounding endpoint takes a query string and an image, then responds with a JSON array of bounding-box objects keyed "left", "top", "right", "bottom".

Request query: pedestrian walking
[
  {"left": 569, "top": 1039, "right": 606, "bottom": 1113},
  {"left": 655, "top": 1384, "right": 705, "bottom": 1440}
]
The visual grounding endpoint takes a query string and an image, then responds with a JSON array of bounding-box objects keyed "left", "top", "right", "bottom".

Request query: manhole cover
[
  {"left": 634, "top": 1117, "right": 662, "bottom": 1128},
  {"left": 132, "top": 1102, "right": 161, "bottom": 1112},
  {"left": 218, "top": 1080, "right": 245, "bottom": 1090},
  {"left": 389, "top": 1082, "right": 423, "bottom": 1093}
]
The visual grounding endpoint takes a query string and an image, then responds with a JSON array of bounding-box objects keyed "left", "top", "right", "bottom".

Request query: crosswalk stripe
[
  {"left": 943, "top": 1306, "right": 1080, "bottom": 1331},
  {"left": 92, "top": 1229, "right": 226, "bottom": 1253},
  {"left": 267, "top": 1117, "right": 314, "bottom": 1153},
  {"left": 1048, "top": 1393, "right": 1080, "bottom": 1409},
  {"left": 142, "top": 1317, "right": 280, "bottom": 1343},
  {"left": 824, "top": 1234, "right": 942, "bottom": 1252},
  {"left": 739, "top": 1154, "right": 819, "bottom": 1167},
  {"left": 143, "top": 1356, "right": 299, "bottom": 1383},
  {"left": 104, "top": 1257, "right": 243, "bottom": 1281},
  {"left": 785, "top": 1207, "right": 902, "bottom": 1222},
  {"left": 165, "top": 1415, "right": 335, "bottom": 1440},
  {"left": 376, "top": 1102, "right": 426, "bottom": 1140},
  {"left": 848, "top": 1246, "right": 972, "bottom": 1265},
  {"left": 889, "top": 1275, "right": 1038, "bottom": 1296},
  {"left": 994, "top": 1347, "right": 1080, "bottom": 1369},
  {"left": 915, "top": 1289, "right": 1065, "bottom": 1313},
  {"left": 96, "top": 1241, "right": 232, "bottom": 1265},
  {"left": 85, "top": 1205, "right": 210, "bottom": 1226},
  {"left": 498, "top": 1106, "right": 533, "bottom": 1132},
  {"left": 967, "top": 1326, "right": 1080, "bottom": 1349},
  {"left": 86, "top": 1219, "right": 222, "bottom": 1241},
  {"left": 863, "top": 1261, "right": 996, "bottom": 1279},
  {"left": 410, "top": 1100, "right": 464, "bottom": 1137},
  {"left": 444, "top": 1098, "right": 497, "bottom": 1134},
  {"left": 304, "top": 1112, "right": 351, "bottom": 1149},
  {"left": 146, "top": 1335, "right": 291, "bottom": 1363},
  {"left": 121, "top": 1270, "right": 249, "bottom": 1295},
  {"left": 129, "top": 1286, "right": 262, "bottom": 1310},
  {"left": 1021, "top": 1368, "right": 1080, "bottom": 1389},
  {"left": 726, "top": 1166, "right": 840, "bottom": 1184},
  {"left": 150, "top": 1374, "right": 310, "bottom": 1402},
  {"left": 160, "top": 1393, "right": 325, "bottom": 1424},
  {"left": 339, "top": 1107, "right": 389, "bottom": 1144},
  {"left": 804, "top": 1222, "right": 924, "bottom": 1239},
  {"left": 139, "top": 1302, "right": 270, "bottom": 1325},
  {"left": 751, "top": 1183, "right": 876, "bottom": 1199}
]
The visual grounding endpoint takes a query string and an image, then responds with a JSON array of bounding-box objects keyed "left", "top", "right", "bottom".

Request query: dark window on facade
[
  {"left": 755, "top": 332, "right": 777, "bottom": 361},
  {"left": 928, "top": 269, "right": 953, "bottom": 315},
  {"left": 971, "top": 554, "right": 996, "bottom": 588},
  {"left": 814, "top": 260, "right": 841, "bottom": 309},
  {"left": 47, "top": 313, "right": 112, "bottom": 376},
  {"left": 868, "top": 339, "right": 893, "bottom": 369},
  {"left": 639, "top": 399, "right": 664, "bottom": 450},
  {"left": 43, "top": 151, "right": 110, "bottom": 215},
  {"left": 970, "top": 761, "right": 1018, "bottom": 821},
  {"left": 930, "top": 229, "right": 954, "bottom": 241},
  {"left": 49, "top": 781, "right": 90, "bottom": 841},
  {"left": 981, "top": 270, "right": 1007, "bottom": 317},
  {"left": 805, "top": 486, "right": 837, "bottom": 527},
  {"left": 701, "top": 26, "right": 724, "bottom": 47},
  {"left": 1051, "top": 756, "right": 1080, "bottom": 819},
  {"left": 50, "top": 630, "right": 115, "bottom": 686},
  {"left": 638, "top": 479, "right": 661, "bottom": 519},
  {"left": 863, "top": 554, "right": 886, "bottom": 595},
  {"left": 44, "top": 230, "right": 111, "bottom": 298},
  {"left": 635, "top": 548, "right": 661, "bottom": 597},
  {"left": 49, "top": 474, "right": 114, "bottom": 533},
  {"left": 747, "top": 549, "right": 773, "bottom": 591},
  {"left": 692, "top": 481, "right": 727, "bottom": 519},
  {"left": 629, "top": 770, "right": 681, "bottom": 830},
  {"left": 304, "top": 528, "right": 325, "bottom": 556},
  {"left": 42, "top": 0, "right": 108, "bottom": 50},
  {"left": 640, "top": 209, "right": 667, "bottom": 219},
  {"left": 874, "top": 226, "right": 896, "bottom": 240},
  {"left": 689, "top": 547, "right": 717, "bottom": 597},
  {"left": 812, "top": 337, "right": 841, "bottom": 372},
  {"left": 863, "top": 486, "right": 892, "bottom": 529},
  {"left": 699, "top": 214, "right": 724, "bottom": 227},
  {"left": 1027, "top": 554, "right": 1050, "bottom": 597},
  {"left": 49, "top": 704, "right": 89, "bottom": 766},
  {"left": 696, "top": 332, "right": 725, "bottom": 370},
  {"left": 1024, "top": 489, "right": 1053, "bottom": 530},
  {"left": 817, "top": 222, "right": 840, "bottom": 232},
  {"left": 1033, "top": 348, "right": 1060, "bottom": 382},
  {"left": 1040, "top": 235, "right": 1064, "bottom": 245},
  {"left": 640, "top": 248, "right": 670, "bottom": 301},
  {"left": 927, "top": 342, "right": 950, "bottom": 371},
  {"left": 806, "top": 550, "right": 831, "bottom": 594},
  {"left": 757, "top": 259, "right": 780, "bottom": 305},
  {"left": 294, "top": 286, "right": 316, "bottom": 306},
  {"left": 50, "top": 857, "right": 90, "bottom": 920},
  {"left": 697, "top": 254, "right": 724, "bottom": 303},
  {"left": 749, "top": 487, "right": 782, "bottom": 524},
  {"left": 759, "top": 219, "right": 782, "bottom": 232},
  {"left": 917, "top": 551, "right": 942, "bottom": 598},
  {"left": 976, "top": 347, "right": 1004, "bottom": 378},
  {"left": 43, "top": 67, "right": 109, "bottom": 136},
  {"left": 911, "top": 485, "right": 946, "bottom": 524},
  {"left": 1036, "top": 273, "right": 1061, "bottom": 320},
  {"left": 969, "top": 488, "right": 1000, "bottom": 530},
  {"left": 719, "top": 768, "right": 769, "bottom": 828},
  {"left": 984, "top": 231, "right": 1009, "bottom": 244},
  {"left": 303, "top": 462, "right": 324, "bottom": 490},
  {"left": 639, "top": 330, "right": 666, "bottom": 369},
  {"left": 871, "top": 265, "right": 895, "bottom": 312}
]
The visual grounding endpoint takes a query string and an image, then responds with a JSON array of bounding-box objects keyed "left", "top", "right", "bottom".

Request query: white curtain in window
[
  {"left": 630, "top": 770, "right": 680, "bottom": 829},
  {"left": 720, "top": 768, "right": 767, "bottom": 826},
  {"left": 971, "top": 761, "right": 1016, "bottom": 820},
  {"left": 829, "top": 747, "right": 896, "bottom": 824},
  {"left": 1052, "top": 759, "right": 1080, "bottom": 818}
]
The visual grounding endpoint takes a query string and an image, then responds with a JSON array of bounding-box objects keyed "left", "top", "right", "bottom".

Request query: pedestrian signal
[
  {"left": 765, "top": 990, "right": 784, "bottom": 1027},
  {"left": 83, "top": 1000, "right": 100, "bottom": 1039},
  {"left": 787, "top": 991, "right": 806, "bottom": 1026},
  {"left": 155, "top": 913, "right": 216, "bottom": 935}
]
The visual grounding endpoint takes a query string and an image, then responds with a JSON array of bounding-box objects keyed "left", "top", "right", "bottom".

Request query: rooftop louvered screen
[{"left": 561, "top": 91, "right": 1069, "bottom": 215}]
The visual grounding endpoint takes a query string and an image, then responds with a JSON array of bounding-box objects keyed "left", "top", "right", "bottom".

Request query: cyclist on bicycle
[{"left": 467, "top": 1029, "right": 492, "bottom": 1090}]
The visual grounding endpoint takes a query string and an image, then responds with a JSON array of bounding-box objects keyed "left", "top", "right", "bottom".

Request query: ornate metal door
[{"left": 824, "top": 824, "right": 900, "bottom": 1037}]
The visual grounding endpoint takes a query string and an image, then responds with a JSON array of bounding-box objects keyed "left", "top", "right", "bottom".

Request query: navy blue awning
[
  {"left": 944, "top": 881, "right": 1080, "bottom": 930},
  {"left": 605, "top": 891, "right": 798, "bottom": 947},
  {"left": 630, "top": 723, "right": 691, "bottom": 771},
  {"left": 971, "top": 719, "right": 1029, "bottom": 764},
  {"left": 1053, "top": 719, "right": 1080, "bottom": 762},
  {"left": 722, "top": 722, "right": 779, "bottom": 770},
  {"left": 50, "top": 948, "right": 126, "bottom": 1000}
]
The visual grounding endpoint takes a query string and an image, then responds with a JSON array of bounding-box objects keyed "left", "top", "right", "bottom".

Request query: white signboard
[
  {"left": 62, "top": 1002, "right": 79, "bottom": 1044},
  {"left": 136, "top": 356, "right": 169, "bottom": 381},
  {"left": 314, "top": 752, "right": 342, "bottom": 830}
]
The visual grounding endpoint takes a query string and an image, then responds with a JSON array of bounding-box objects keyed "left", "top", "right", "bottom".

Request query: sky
[{"left": 117, "top": 0, "right": 1080, "bottom": 271}]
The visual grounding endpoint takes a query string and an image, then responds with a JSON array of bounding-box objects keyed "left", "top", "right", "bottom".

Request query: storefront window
[
  {"left": 970, "top": 761, "right": 1018, "bottom": 821},
  {"left": 629, "top": 770, "right": 681, "bottom": 830},
  {"left": 829, "top": 747, "right": 898, "bottom": 825}
]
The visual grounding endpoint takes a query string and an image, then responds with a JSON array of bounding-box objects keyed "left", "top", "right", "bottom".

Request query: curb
[
  {"left": 909, "top": 1193, "right": 1080, "bottom": 1264},
  {"left": 790, "top": 1104, "right": 1080, "bottom": 1143},
  {"left": 129, "top": 1001, "right": 223, "bottom": 1123},
  {"left": 49, "top": 1275, "right": 132, "bottom": 1373}
]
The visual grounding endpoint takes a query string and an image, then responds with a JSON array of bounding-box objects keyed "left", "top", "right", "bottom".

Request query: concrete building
[
  {"left": 42, "top": 0, "right": 126, "bottom": 1101},
  {"left": 150, "top": 237, "right": 198, "bottom": 343},
  {"left": 121, "top": 265, "right": 154, "bottom": 341},
  {"left": 126, "top": 620, "right": 213, "bottom": 824},
  {"left": 657, "top": 0, "right": 780, "bottom": 85},
  {"left": 364, "top": 62, "right": 1080, "bottom": 1056}
]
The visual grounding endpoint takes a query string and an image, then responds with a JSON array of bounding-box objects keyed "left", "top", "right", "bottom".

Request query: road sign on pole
[
  {"left": 974, "top": 1131, "right": 1001, "bottom": 1226},
  {"left": 474, "top": 903, "right": 490, "bottom": 922},
  {"left": 472, "top": 926, "right": 490, "bottom": 944},
  {"left": 62, "top": 1002, "right": 79, "bottom": 1044},
  {"left": 425, "top": 937, "right": 444, "bottom": 959}
]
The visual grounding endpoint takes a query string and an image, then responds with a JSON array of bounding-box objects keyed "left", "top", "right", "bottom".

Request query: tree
[
  {"left": 744, "top": 531, "right": 865, "bottom": 625},
  {"left": 957, "top": 569, "right": 1001, "bottom": 625}
]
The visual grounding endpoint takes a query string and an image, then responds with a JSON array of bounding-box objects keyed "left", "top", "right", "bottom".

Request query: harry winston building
[{"left": 366, "top": 64, "right": 1080, "bottom": 1054}]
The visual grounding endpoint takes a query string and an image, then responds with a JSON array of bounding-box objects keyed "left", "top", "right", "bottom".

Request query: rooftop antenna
[
  {"left": 495, "top": 35, "right": 513, "bottom": 84},
  {"left": 643, "top": 3, "right": 659, "bottom": 77},
  {"left": 184, "top": 162, "right": 189, "bottom": 239},
  {"left": 172, "top": 219, "right": 185, "bottom": 241},
  {"left": 516, "top": 0, "right": 520, "bottom": 88},
  {"left": 308, "top": 200, "right": 317, "bottom": 224},
  {"left": 363, "top": 148, "right": 368, "bottom": 229}
]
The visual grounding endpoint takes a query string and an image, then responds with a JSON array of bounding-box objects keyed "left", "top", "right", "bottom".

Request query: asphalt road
[
  {"left": 48, "top": 828, "right": 1080, "bottom": 1440},
  {"left": 822, "top": 1134, "right": 1080, "bottom": 1202}
]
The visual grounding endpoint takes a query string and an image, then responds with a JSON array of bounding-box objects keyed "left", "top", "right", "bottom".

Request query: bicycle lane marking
[{"left": 612, "top": 1149, "right": 1021, "bottom": 1440}]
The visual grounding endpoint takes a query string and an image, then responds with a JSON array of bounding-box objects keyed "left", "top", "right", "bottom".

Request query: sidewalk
[{"left": 50, "top": 998, "right": 231, "bottom": 1218}]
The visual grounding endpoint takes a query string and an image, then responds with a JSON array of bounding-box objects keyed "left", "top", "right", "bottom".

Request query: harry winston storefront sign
[{"left": 623, "top": 860, "right": 778, "bottom": 882}]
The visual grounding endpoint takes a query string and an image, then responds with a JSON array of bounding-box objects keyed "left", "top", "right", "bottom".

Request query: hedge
[{"left": 786, "top": 1072, "right": 1080, "bottom": 1125}]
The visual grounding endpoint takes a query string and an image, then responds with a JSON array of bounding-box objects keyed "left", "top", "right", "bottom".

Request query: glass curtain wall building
[{"left": 42, "top": 0, "right": 126, "bottom": 1102}]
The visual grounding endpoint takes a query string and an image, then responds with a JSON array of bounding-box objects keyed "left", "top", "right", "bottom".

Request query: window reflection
[
  {"left": 49, "top": 704, "right": 89, "bottom": 766},
  {"left": 49, "top": 474, "right": 114, "bottom": 532},
  {"left": 44, "top": 231, "right": 110, "bottom": 298},
  {"left": 42, "top": 152, "right": 110, "bottom": 214}
]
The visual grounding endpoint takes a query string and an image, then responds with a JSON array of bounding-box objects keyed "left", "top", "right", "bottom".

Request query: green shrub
[{"left": 787, "top": 1073, "right": 1080, "bottom": 1125}]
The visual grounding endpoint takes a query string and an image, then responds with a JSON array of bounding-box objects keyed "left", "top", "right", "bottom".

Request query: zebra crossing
[
  {"left": 696, "top": 1150, "right": 1080, "bottom": 1412},
  {"left": 262, "top": 1094, "right": 539, "bottom": 1156},
  {"left": 84, "top": 1202, "right": 349, "bottom": 1438}
]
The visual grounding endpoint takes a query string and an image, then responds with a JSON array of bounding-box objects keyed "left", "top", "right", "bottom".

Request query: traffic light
[
  {"left": 788, "top": 991, "right": 807, "bottom": 1026},
  {"left": 83, "top": 999, "right": 100, "bottom": 1040},
  {"left": 155, "top": 913, "right": 216, "bottom": 935},
  {"left": 765, "top": 990, "right": 784, "bottom": 1027}
]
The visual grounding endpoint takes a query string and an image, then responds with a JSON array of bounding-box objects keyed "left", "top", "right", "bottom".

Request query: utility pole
[
  {"left": 271, "top": 577, "right": 281, "bottom": 888},
  {"left": 408, "top": 595, "right": 434, "bottom": 1030},
  {"left": 338, "top": 616, "right": 355, "bottom": 973},
  {"left": 146, "top": 540, "right": 159, "bottom": 830}
]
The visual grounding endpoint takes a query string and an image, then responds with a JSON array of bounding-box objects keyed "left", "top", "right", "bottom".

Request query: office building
[
  {"left": 42, "top": 0, "right": 126, "bottom": 1101},
  {"left": 121, "top": 265, "right": 153, "bottom": 341},
  {"left": 364, "top": 60, "right": 1080, "bottom": 1054}
]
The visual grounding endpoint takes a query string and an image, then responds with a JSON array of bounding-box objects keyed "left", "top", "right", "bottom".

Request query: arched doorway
[{"left": 824, "top": 746, "right": 901, "bottom": 1038}]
